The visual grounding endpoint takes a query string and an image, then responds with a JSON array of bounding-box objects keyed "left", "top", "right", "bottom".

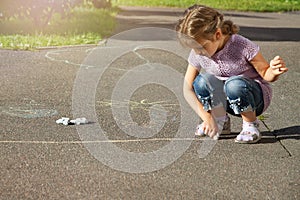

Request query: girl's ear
[{"left": 215, "top": 28, "right": 222, "bottom": 40}]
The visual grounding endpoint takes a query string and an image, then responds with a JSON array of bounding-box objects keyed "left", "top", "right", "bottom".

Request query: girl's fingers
[
  {"left": 272, "top": 60, "right": 282, "bottom": 66},
  {"left": 270, "top": 56, "right": 287, "bottom": 73},
  {"left": 273, "top": 55, "right": 282, "bottom": 61},
  {"left": 271, "top": 63, "right": 283, "bottom": 69},
  {"left": 271, "top": 58, "right": 284, "bottom": 66},
  {"left": 274, "top": 55, "right": 280, "bottom": 60}
]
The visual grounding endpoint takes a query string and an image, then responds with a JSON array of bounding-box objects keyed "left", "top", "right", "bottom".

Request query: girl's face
[
  {"left": 193, "top": 29, "right": 224, "bottom": 57},
  {"left": 194, "top": 39, "right": 219, "bottom": 57}
]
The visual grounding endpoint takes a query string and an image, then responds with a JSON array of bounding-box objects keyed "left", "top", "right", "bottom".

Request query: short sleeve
[
  {"left": 187, "top": 49, "right": 202, "bottom": 71},
  {"left": 239, "top": 35, "right": 260, "bottom": 61}
]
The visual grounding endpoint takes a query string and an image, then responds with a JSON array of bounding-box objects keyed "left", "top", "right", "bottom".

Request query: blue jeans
[{"left": 193, "top": 74, "right": 264, "bottom": 116}]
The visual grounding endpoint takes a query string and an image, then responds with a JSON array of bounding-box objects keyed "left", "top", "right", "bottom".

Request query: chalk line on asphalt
[{"left": 0, "top": 137, "right": 207, "bottom": 145}]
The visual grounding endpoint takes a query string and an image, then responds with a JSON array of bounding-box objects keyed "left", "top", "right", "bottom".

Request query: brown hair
[{"left": 176, "top": 5, "right": 239, "bottom": 44}]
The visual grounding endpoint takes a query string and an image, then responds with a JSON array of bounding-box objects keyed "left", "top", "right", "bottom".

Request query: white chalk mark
[
  {"left": 1, "top": 99, "right": 58, "bottom": 119},
  {"left": 0, "top": 137, "right": 203, "bottom": 144}
]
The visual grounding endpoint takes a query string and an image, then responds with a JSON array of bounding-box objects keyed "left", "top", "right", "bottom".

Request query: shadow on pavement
[
  {"left": 220, "top": 126, "right": 300, "bottom": 143},
  {"left": 240, "top": 26, "right": 300, "bottom": 41},
  {"left": 273, "top": 126, "right": 300, "bottom": 140}
]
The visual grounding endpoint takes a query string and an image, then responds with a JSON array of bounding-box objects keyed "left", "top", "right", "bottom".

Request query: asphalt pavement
[{"left": 0, "top": 6, "right": 299, "bottom": 199}]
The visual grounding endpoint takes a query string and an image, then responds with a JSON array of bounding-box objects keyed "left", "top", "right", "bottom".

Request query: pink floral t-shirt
[{"left": 188, "top": 34, "right": 271, "bottom": 112}]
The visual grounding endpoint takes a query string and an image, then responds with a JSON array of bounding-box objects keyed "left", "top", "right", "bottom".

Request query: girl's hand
[
  {"left": 270, "top": 56, "right": 288, "bottom": 75},
  {"left": 202, "top": 117, "right": 219, "bottom": 138}
]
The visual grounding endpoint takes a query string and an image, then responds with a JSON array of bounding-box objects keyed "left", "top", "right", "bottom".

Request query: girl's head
[{"left": 176, "top": 5, "right": 239, "bottom": 51}]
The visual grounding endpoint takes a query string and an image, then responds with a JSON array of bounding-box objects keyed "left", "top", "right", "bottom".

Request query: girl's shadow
[{"left": 219, "top": 126, "right": 300, "bottom": 143}]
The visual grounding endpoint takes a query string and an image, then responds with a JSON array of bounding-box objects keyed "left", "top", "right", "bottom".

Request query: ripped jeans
[{"left": 193, "top": 73, "right": 264, "bottom": 116}]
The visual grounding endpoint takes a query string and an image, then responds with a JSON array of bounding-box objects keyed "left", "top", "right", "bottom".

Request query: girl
[{"left": 176, "top": 5, "right": 288, "bottom": 143}]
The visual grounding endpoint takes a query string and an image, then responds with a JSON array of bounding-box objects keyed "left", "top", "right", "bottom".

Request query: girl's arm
[
  {"left": 250, "top": 51, "right": 288, "bottom": 82},
  {"left": 183, "top": 64, "right": 218, "bottom": 136}
]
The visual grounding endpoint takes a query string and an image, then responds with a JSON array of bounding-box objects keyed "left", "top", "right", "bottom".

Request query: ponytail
[{"left": 221, "top": 20, "right": 239, "bottom": 35}]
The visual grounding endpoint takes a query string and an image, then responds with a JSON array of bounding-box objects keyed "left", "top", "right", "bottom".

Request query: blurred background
[{"left": 0, "top": 0, "right": 299, "bottom": 50}]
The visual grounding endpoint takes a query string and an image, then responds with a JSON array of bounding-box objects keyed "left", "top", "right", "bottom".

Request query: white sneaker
[{"left": 235, "top": 120, "right": 261, "bottom": 144}]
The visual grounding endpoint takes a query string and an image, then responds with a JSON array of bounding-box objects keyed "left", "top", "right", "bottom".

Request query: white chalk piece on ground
[
  {"left": 56, "top": 117, "right": 70, "bottom": 125},
  {"left": 213, "top": 133, "right": 220, "bottom": 140},
  {"left": 56, "top": 117, "right": 88, "bottom": 125},
  {"left": 70, "top": 118, "right": 88, "bottom": 125}
]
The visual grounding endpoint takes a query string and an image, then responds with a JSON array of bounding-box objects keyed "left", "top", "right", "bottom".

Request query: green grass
[
  {"left": 0, "top": 33, "right": 101, "bottom": 50},
  {"left": 0, "top": 6, "right": 117, "bottom": 50},
  {"left": 112, "top": 0, "right": 300, "bottom": 12}
]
